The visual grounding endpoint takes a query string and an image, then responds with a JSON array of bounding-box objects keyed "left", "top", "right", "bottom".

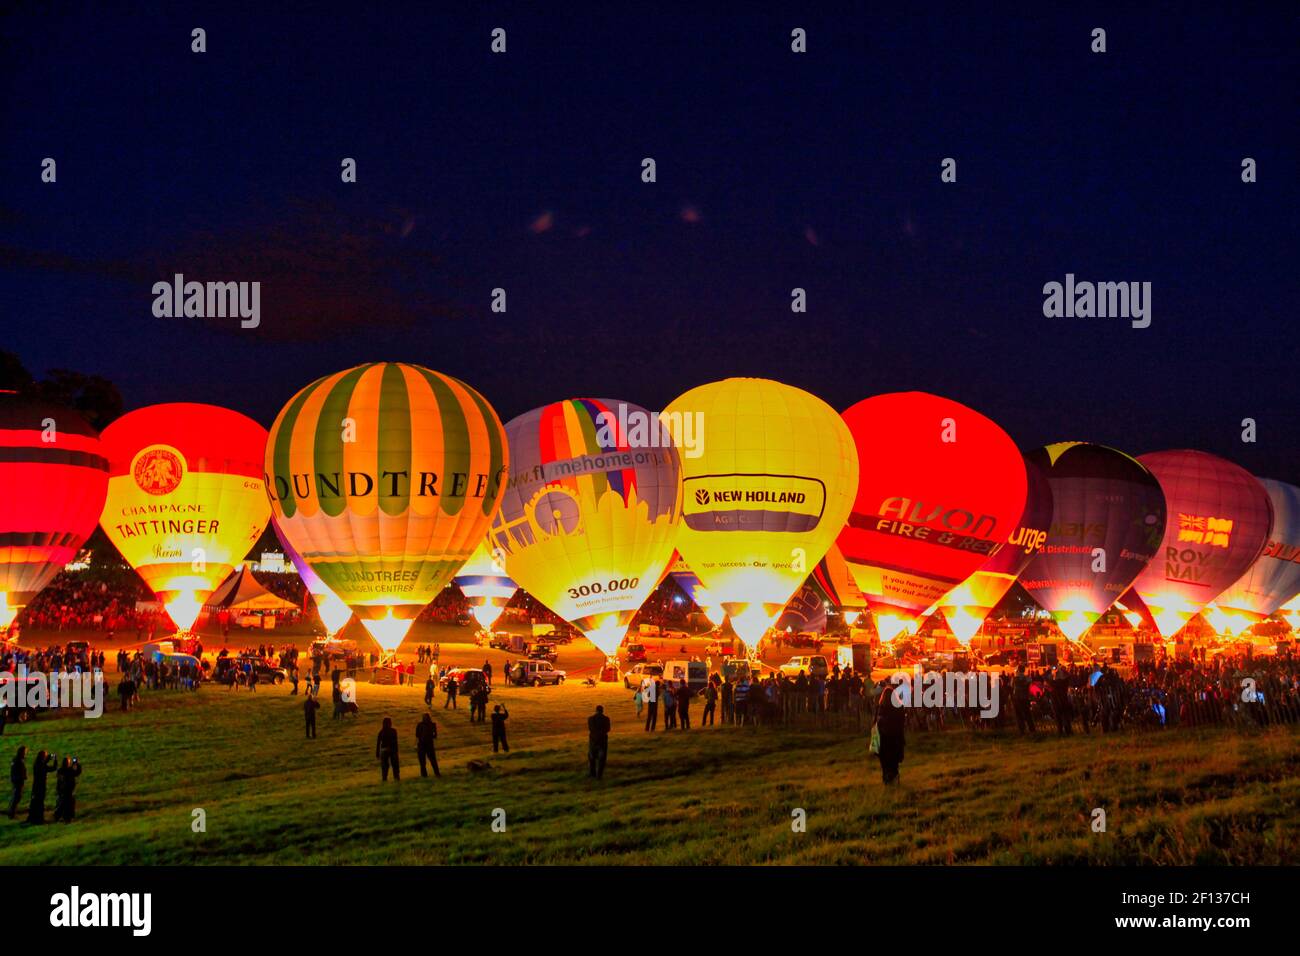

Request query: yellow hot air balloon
[
  {"left": 663, "top": 378, "right": 858, "bottom": 650},
  {"left": 265, "top": 363, "right": 507, "bottom": 653},
  {"left": 488, "top": 398, "right": 682, "bottom": 659},
  {"left": 99, "top": 404, "right": 271, "bottom": 632}
]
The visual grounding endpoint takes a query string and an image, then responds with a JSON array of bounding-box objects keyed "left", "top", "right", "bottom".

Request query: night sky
[{"left": 1, "top": 4, "right": 1296, "bottom": 476}]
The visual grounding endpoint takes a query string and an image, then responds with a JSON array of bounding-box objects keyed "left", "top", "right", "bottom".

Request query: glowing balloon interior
[
  {"left": 1131, "top": 450, "right": 1272, "bottom": 639},
  {"left": 99, "top": 403, "right": 271, "bottom": 632},
  {"left": 0, "top": 394, "right": 109, "bottom": 630},
  {"left": 453, "top": 539, "right": 519, "bottom": 632},
  {"left": 837, "top": 392, "right": 1027, "bottom": 642},
  {"left": 664, "top": 378, "right": 858, "bottom": 648},
  {"left": 1019, "top": 442, "right": 1167, "bottom": 641},
  {"left": 489, "top": 398, "right": 682, "bottom": 658},
  {"left": 266, "top": 363, "right": 508, "bottom": 651}
]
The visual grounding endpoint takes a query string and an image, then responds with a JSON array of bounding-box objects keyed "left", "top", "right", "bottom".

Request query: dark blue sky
[{"left": 1, "top": 3, "right": 1296, "bottom": 475}]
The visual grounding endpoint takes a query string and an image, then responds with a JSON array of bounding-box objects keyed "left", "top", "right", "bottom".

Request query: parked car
[
  {"left": 722, "top": 657, "right": 759, "bottom": 682},
  {"left": 625, "top": 642, "right": 648, "bottom": 664},
  {"left": 778, "top": 655, "right": 829, "bottom": 679},
  {"left": 439, "top": 667, "right": 489, "bottom": 695},
  {"left": 512, "top": 660, "right": 566, "bottom": 686},
  {"left": 528, "top": 642, "right": 558, "bottom": 663},
  {"left": 623, "top": 662, "right": 664, "bottom": 689},
  {"left": 213, "top": 655, "right": 287, "bottom": 686},
  {"left": 0, "top": 676, "right": 43, "bottom": 722},
  {"left": 663, "top": 659, "right": 709, "bottom": 693}
]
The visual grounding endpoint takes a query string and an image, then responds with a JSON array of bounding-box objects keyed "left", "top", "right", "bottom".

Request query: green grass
[{"left": 1, "top": 680, "right": 1297, "bottom": 865}]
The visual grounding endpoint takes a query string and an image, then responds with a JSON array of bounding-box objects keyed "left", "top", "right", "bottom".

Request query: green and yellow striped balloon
[{"left": 265, "top": 362, "right": 508, "bottom": 650}]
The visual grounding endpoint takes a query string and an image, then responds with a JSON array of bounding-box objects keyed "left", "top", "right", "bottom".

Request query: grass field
[{"left": 1, "top": 674, "right": 1298, "bottom": 865}]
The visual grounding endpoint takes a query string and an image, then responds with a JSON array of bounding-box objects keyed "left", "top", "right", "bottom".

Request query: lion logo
[{"left": 132, "top": 446, "right": 185, "bottom": 496}]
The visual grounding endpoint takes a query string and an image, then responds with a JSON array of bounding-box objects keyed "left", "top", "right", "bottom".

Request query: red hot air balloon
[
  {"left": 99, "top": 404, "right": 272, "bottom": 632},
  {"left": 1018, "top": 443, "right": 1166, "bottom": 641},
  {"left": 938, "top": 455, "right": 1053, "bottom": 643},
  {"left": 0, "top": 393, "right": 110, "bottom": 630},
  {"left": 836, "top": 392, "right": 1028, "bottom": 642},
  {"left": 1131, "top": 450, "right": 1273, "bottom": 639}
]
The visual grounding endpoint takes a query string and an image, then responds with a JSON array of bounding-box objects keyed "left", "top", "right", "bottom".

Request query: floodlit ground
[{"left": 2, "top": 655, "right": 1298, "bottom": 865}]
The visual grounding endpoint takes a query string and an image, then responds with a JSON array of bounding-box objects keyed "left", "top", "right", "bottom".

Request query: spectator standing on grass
[
  {"left": 53, "top": 757, "right": 82, "bottom": 823},
  {"left": 376, "top": 717, "right": 400, "bottom": 781},
  {"left": 416, "top": 714, "right": 440, "bottom": 777},
  {"left": 445, "top": 677, "right": 458, "bottom": 709},
  {"left": 1012, "top": 665, "right": 1035, "bottom": 735},
  {"left": 304, "top": 692, "right": 320, "bottom": 739},
  {"left": 677, "top": 680, "right": 692, "bottom": 730},
  {"left": 483, "top": 660, "right": 493, "bottom": 687},
  {"left": 644, "top": 678, "right": 659, "bottom": 731},
  {"left": 587, "top": 705, "right": 610, "bottom": 779},
  {"left": 702, "top": 679, "right": 717, "bottom": 726},
  {"left": 633, "top": 684, "right": 644, "bottom": 717},
  {"left": 721, "top": 679, "right": 734, "bottom": 724},
  {"left": 663, "top": 682, "right": 677, "bottom": 730},
  {"left": 874, "top": 679, "right": 906, "bottom": 786},
  {"left": 490, "top": 704, "right": 510, "bottom": 753},
  {"left": 25, "top": 749, "right": 56, "bottom": 824},
  {"left": 424, "top": 675, "right": 435, "bottom": 707},
  {"left": 7, "top": 746, "right": 26, "bottom": 819}
]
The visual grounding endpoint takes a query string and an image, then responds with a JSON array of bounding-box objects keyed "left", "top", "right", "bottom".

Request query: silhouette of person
[
  {"left": 415, "top": 714, "right": 440, "bottom": 778},
  {"left": 491, "top": 704, "right": 510, "bottom": 753},
  {"left": 7, "top": 746, "right": 26, "bottom": 819},
  {"left": 588, "top": 705, "right": 611, "bottom": 779},
  {"left": 26, "top": 749, "right": 56, "bottom": 824},
  {"left": 53, "top": 757, "right": 82, "bottom": 823},
  {"left": 376, "top": 717, "right": 400, "bottom": 781},
  {"left": 304, "top": 692, "right": 320, "bottom": 738}
]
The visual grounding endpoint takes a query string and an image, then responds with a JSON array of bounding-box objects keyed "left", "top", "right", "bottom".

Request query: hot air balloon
[
  {"left": 666, "top": 551, "right": 724, "bottom": 626},
  {"left": 1018, "top": 442, "right": 1166, "bottom": 641},
  {"left": 663, "top": 378, "right": 858, "bottom": 650},
  {"left": 266, "top": 363, "right": 507, "bottom": 653},
  {"left": 775, "top": 584, "right": 827, "bottom": 635},
  {"left": 1280, "top": 594, "right": 1300, "bottom": 632},
  {"left": 938, "top": 455, "right": 1053, "bottom": 643},
  {"left": 810, "top": 543, "right": 868, "bottom": 626},
  {"left": 272, "top": 518, "right": 354, "bottom": 637},
  {"left": 453, "top": 538, "right": 519, "bottom": 632},
  {"left": 1130, "top": 450, "right": 1273, "bottom": 639},
  {"left": 99, "top": 403, "right": 271, "bottom": 632},
  {"left": 836, "top": 392, "right": 1027, "bottom": 643},
  {"left": 1204, "top": 479, "right": 1300, "bottom": 635},
  {"left": 0, "top": 393, "right": 110, "bottom": 630},
  {"left": 488, "top": 398, "right": 681, "bottom": 659}
]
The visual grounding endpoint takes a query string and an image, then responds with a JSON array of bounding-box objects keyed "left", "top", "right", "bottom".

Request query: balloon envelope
[
  {"left": 266, "top": 363, "right": 507, "bottom": 651},
  {"left": 811, "top": 543, "right": 868, "bottom": 624},
  {"left": 1131, "top": 450, "right": 1272, "bottom": 638},
  {"left": 0, "top": 394, "right": 110, "bottom": 627},
  {"left": 939, "top": 455, "right": 1053, "bottom": 643},
  {"left": 666, "top": 551, "right": 723, "bottom": 625},
  {"left": 1205, "top": 479, "right": 1300, "bottom": 634},
  {"left": 99, "top": 403, "right": 271, "bottom": 631},
  {"left": 1019, "top": 442, "right": 1166, "bottom": 640},
  {"left": 664, "top": 378, "right": 858, "bottom": 646},
  {"left": 489, "top": 398, "right": 682, "bottom": 657},
  {"left": 271, "top": 517, "right": 353, "bottom": 637},
  {"left": 836, "top": 392, "right": 1027, "bottom": 642},
  {"left": 453, "top": 538, "right": 519, "bottom": 632}
]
